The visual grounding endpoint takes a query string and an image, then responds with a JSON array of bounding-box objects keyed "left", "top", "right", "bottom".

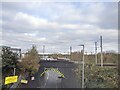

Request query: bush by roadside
[{"left": 75, "top": 64, "right": 118, "bottom": 88}]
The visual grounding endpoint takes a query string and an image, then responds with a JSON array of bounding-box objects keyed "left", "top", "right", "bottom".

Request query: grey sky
[{"left": 1, "top": 1, "right": 118, "bottom": 54}]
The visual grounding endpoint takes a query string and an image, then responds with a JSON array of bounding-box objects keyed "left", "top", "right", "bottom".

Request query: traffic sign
[
  {"left": 5, "top": 76, "right": 18, "bottom": 85},
  {"left": 21, "top": 79, "right": 28, "bottom": 84}
]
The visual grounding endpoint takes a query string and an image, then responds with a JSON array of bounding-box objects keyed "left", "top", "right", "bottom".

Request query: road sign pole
[{"left": 13, "top": 68, "right": 16, "bottom": 75}]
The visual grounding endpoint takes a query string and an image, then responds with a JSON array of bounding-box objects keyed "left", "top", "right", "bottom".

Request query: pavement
[{"left": 19, "top": 60, "right": 81, "bottom": 88}]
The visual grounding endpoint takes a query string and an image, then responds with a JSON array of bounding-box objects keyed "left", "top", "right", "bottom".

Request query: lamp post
[
  {"left": 100, "top": 36, "right": 103, "bottom": 67},
  {"left": 70, "top": 46, "right": 72, "bottom": 60},
  {"left": 43, "top": 45, "right": 45, "bottom": 60},
  {"left": 78, "top": 44, "right": 84, "bottom": 88},
  {"left": 95, "top": 41, "right": 98, "bottom": 65}
]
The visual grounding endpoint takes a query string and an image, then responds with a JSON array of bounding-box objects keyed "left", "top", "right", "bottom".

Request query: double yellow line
[{"left": 40, "top": 68, "right": 65, "bottom": 78}]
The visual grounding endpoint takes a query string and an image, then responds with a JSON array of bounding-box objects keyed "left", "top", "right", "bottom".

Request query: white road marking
[
  {"left": 43, "top": 68, "right": 63, "bottom": 88},
  {"left": 44, "top": 71, "right": 49, "bottom": 87},
  {"left": 47, "top": 72, "right": 49, "bottom": 80},
  {"left": 37, "top": 87, "right": 41, "bottom": 88},
  {"left": 56, "top": 77, "right": 58, "bottom": 88},
  {"left": 44, "top": 82, "right": 47, "bottom": 87}
]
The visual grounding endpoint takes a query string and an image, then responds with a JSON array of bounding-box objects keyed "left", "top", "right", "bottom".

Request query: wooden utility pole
[
  {"left": 100, "top": 36, "right": 103, "bottom": 67},
  {"left": 95, "top": 41, "right": 97, "bottom": 65}
]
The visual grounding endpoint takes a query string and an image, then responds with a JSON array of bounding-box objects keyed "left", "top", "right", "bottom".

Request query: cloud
[
  {"left": 14, "top": 12, "right": 49, "bottom": 29},
  {"left": 1, "top": 2, "right": 118, "bottom": 53},
  {"left": 96, "top": 2, "right": 118, "bottom": 29}
]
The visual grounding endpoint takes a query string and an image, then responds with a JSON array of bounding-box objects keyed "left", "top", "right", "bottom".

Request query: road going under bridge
[{"left": 19, "top": 60, "right": 81, "bottom": 88}]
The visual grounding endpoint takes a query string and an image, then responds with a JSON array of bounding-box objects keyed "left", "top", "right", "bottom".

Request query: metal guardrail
[{"left": 9, "top": 75, "right": 22, "bottom": 90}]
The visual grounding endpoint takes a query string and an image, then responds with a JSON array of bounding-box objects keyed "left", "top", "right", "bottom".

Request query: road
[{"left": 19, "top": 60, "right": 81, "bottom": 88}]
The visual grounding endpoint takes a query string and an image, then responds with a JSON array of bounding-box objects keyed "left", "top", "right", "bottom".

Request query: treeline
[
  {"left": 85, "top": 52, "right": 118, "bottom": 64},
  {"left": 51, "top": 51, "right": 118, "bottom": 64}
]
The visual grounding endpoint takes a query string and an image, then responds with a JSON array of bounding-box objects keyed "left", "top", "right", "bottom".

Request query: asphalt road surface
[{"left": 19, "top": 60, "right": 81, "bottom": 88}]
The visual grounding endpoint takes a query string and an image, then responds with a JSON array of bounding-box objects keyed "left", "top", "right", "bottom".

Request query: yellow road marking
[{"left": 40, "top": 68, "right": 65, "bottom": 78}]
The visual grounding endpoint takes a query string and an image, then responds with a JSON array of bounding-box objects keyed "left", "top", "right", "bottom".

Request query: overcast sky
[{"left": 1, "top": 1, "right": 118, "bottom": 54}]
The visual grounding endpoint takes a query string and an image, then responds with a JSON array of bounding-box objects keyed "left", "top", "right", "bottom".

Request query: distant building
[{"left": 1, "top": 45, "right": 22, "bottom": 59}]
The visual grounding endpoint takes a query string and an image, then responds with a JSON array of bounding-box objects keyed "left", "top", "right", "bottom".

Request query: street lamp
[
  {"left": 43, "top": 45, "right": 45, "bottom": 60},
  {"left": 78, "top": 44, "right": 84, "bottom": 88}
]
